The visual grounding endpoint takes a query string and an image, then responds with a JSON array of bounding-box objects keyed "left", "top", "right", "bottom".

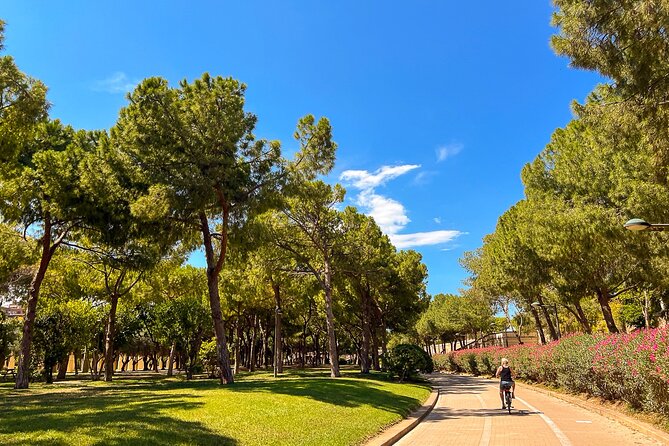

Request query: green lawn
[{"left": 0, "top": 369, "right": 430, "bottom": 446}]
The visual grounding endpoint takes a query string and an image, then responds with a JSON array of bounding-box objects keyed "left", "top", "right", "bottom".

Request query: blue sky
[{"left": 3, "top": 1, "right": 601, "bottom": 295}]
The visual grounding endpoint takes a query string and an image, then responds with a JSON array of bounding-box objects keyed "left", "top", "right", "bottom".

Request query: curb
[
  {"left": 517, "top": 380, "right": 669, "bottom": 445},
  {"left": 363, "top": 386, "right": 440, "bottom": 446}
]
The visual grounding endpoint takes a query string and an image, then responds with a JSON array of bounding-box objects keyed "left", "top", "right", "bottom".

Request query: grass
[{"left": 0, "top": 368, "right": 430, "bottom": 446}]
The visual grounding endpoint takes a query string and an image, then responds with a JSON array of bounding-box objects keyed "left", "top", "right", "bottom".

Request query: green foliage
[
  {"left": 383, "top": 344, "right": 433, "bottom": 382},
  {"left": 198, "top": 339, "right": 218, "bottom": 378}
]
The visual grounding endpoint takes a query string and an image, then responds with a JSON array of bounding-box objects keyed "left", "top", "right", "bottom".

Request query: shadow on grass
[
  {"left": 0, "top": 385, "right": 236, "bottom": 446},
  {"left": 228, "top": 373, "right": 428, "bottom": 418},
  {"left": 0, "top": 369, "right": 427, "bottom": 445}
]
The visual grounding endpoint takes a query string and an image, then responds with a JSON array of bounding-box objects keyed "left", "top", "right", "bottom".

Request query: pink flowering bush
[{"left": 433, "top": 328, "right": 669, "bottom": 416}]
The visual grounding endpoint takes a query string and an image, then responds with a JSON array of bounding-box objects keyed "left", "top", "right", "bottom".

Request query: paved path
[{"left": 396, "top": 374, "right": 664, "bottom": 446}]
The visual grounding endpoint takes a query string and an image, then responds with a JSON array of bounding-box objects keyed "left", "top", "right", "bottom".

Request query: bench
[{"left": 1, "top": 368, "right": 15, "bottom": 379}]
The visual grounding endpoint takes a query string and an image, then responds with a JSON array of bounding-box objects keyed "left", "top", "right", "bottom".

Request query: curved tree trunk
[
  {"left": 200, "top": 212, "right": 233, "bottom": 384},
  {"left": 596, "top": 289, "right": 619, "bottom": 333},
  {"left": 573, "top": 300, "right": 592, "bottom": 334},
  {"left": 537, "top": 296, "right": 558, "bottom": 340},
  {"left": 530, "top": 306, "right": 547, "bottom": 344},
  {"left": 15, "top": 219, "right": 55, "bottom": 389}
]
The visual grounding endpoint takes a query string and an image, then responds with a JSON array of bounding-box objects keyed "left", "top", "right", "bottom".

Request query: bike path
[{"left": 395, "top": 374, "right": 663, "bottom": 446}]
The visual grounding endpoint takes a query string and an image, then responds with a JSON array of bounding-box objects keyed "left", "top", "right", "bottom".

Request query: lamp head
[{"left": 624, "top": 218, "right": 651, "bottom": 231}]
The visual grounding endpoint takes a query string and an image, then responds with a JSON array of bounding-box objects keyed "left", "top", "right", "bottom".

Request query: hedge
[{"left": 433, "top": 327, "right": 669, "bottom": 416}]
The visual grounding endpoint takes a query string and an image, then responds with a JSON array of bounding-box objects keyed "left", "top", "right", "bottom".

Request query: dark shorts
[{"left": 500, "top": 380, "right": 513, "bottom": 390}]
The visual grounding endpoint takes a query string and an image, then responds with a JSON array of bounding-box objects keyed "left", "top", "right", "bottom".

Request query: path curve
[{"left": 395, "top": 374, "right": 664, "bottom": 446}]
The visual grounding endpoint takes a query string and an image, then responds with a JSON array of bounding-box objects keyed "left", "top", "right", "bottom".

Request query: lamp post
[
  {"left": 531, "top": 302, "right": 560, "bottom": 339},
  {"left": 624, "top": 218, "right": 669, "bottom": 231}
]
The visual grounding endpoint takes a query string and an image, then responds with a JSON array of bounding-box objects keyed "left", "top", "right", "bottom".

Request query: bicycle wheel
[{"left": 506, "top": 392, "right": 512, "bottom": 414}]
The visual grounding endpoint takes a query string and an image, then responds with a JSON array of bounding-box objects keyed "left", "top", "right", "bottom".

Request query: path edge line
[
  {"left": 363, "top": 386, "right": 439, "bottom": 446},
  {"left": 521, "top": 381, "right": 669, "bottom": 445}
]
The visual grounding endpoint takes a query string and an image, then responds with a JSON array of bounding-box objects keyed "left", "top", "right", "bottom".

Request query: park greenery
[
  {"left": 0, "top": 18, "right": 429, "bottom": 390},
  {"left": 4, "top": 2, "right": 669, "bottom": 439},
  {"left": 0, "top": 370, "right": 430, "bottom": 445}
]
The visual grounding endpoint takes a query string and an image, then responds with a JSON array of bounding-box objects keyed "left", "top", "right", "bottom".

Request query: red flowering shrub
[{"left": 432, "top": 328, "right": 669, "bottom": 416}]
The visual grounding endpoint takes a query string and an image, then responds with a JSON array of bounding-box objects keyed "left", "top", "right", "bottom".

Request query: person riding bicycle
[{"left": 495, "top": 357, "right": 515, "bottom": 409}]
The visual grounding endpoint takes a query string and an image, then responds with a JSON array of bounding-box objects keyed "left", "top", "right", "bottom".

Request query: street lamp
[
  {"left": 531, "top": 302, "right": 561, "bottom": 339},
  {"left": 624, "top": 218, "right": 669, "bottom": 231}
]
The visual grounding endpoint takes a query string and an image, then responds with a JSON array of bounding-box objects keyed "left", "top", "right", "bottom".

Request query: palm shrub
[{"left": 384, "top": 344, "right": 433, "bottom": 382}]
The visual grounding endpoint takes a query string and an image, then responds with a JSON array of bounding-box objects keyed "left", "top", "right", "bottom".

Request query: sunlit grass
[{"left": 0, "top": 368, "right": 430, "bottom": 446}]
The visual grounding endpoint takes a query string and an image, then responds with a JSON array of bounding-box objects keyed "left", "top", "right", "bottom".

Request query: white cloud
[
  {"left": 92, "top": 72, "right": 138, "bottom": 94},
  {"left": 340, "top": 164, "right": 420, "bottom": 190},
  {"left": 436, "top": 143, "right": 463, "bottom": 162},
  {"left": 356, "top": 190, "right": 409, "bottom": 234},
  {"left": 391, "top": 230, "right": 464, "bottom": 249},
  {"left": 339, "top": 164, "right": 464, "bottom": 249},
  {"left": 433, "top": 217, "right": 442, "bottom": 224}
]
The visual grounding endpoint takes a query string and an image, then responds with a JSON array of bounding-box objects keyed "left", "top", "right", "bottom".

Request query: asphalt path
[{"left": 395, "top": 374, "right": 664, "bottom": 446}]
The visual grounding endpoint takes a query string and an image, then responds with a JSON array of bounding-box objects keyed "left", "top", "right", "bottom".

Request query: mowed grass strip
[{"left": 0, "top": 369, "right": 430, "bottom": 446}]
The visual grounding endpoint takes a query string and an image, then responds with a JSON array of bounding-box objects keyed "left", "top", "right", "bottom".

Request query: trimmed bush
[{"left": 384, "top": 344, "right": 433, "bottom": 382}]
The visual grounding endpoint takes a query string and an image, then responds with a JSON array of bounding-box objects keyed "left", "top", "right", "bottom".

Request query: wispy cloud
[
  {"left": 340, "top": 164, "right": 464, "bottom": 249},
  {"left": 436, "top": 143, "right": 463, "bottom": 162},
  {"left": 413, "top": 170, "right": 438, "bottom": 185},
  {"left": 92, "top": 72, "right": 138, "bottom": 94},
  {"left": 433, "top": 217, "right": 442, "bottom": 224},
  {"left": 391, "top": 230, "right": 463, "bottom": 249},
  {"left": 340, "top": 165, "right": 420, "bottom": 190}
]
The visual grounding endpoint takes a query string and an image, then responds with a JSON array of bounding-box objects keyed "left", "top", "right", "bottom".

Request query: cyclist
[{"left": 495, "top": 357, "right": 515, "bottom": 409}]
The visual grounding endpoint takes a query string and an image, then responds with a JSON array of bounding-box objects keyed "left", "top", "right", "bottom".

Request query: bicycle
[{"left": 501, "top": 381, "right": 513, "bottom": 414}]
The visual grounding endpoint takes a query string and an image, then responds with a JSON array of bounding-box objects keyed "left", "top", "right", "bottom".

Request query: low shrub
[
  {"left": 432, "top": 327, "right": 669, "bottom": 417},
  {"left": 384, "top": 344, "right": 433, "bottom": 382}
]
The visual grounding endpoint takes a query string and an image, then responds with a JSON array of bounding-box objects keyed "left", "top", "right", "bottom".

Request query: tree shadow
[
  {"left": 421, "top": 406, "right": 541, "bottom": 422},
  {"left": 0, "top": 384, "right": 236, "bottom": 445},
  {"left": 222, "top": 376, "right": 428, "bottom": 418}
]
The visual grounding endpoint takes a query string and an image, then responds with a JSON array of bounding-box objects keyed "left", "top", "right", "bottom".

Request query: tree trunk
[
  {"left": 371, "top": 328, "right": 380, "bottom": 371},
  {"left": 359, "top": 282, "right": 371, "bottom": 374},
  {"left": 596, "top": 289, "right": 619, "bottom": 333},
  {"left": 530, "top": 306, "right": 547, "bottom": 344},
  {"left": 82, "top": 349, "right": 90, "bottom": 374},
  {"left": 104, "top": 293, "right": 120, "bottom": 382},
  {"left": 167, "top": 342, "right": 176, "bottom": 377},
  {"left": 56, "top": 356, "right": 68, "bottom": 380},
  {"left": 90, "top": 351, "right": 99, "bottom": 380},
  {"left": 574, "top": 300, "right": 592, "bottom": 334},
  {"left": 121, "top": 355, "right": 131, "bottom": 372},
  {"left": 643, "top": 290, "right": 651, "bottom": 330},
  {"left": 249, "top": 314, "right": 257, "bottom": 372},
  {"left": 659, "top": 295, "right": 668, "bottom": 327},
  {"left": 273, "top": 283, "right": 283, "bottom": 377},
  {"left": 537, "top": 296, "right": 558, "bottom": 340},
  {"left": 502, "top": 301, "right": 523, "bottom": 345},
  {"left": 323, "top": 261, "right": 340, "bottom": 377},
  {"left": 45, "top": 360, "right": 54, "bottom": 384},
  {"left": 234, "top": 318, "right": 242, "bottom": 375},
  {"left": 200, "top": 212, "right": 233, "bottom": 384},
  {"left": 15, "top": 219, "right": 55, "bottom": 389}
]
